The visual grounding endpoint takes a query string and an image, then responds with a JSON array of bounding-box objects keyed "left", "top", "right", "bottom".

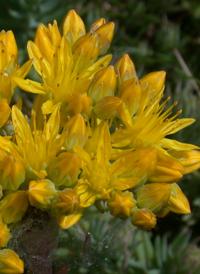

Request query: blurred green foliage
[{"left": 1, "top": 0, "right": 200, "bottom": 272}]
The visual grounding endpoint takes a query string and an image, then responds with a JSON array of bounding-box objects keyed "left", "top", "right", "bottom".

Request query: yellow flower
[
  {"left": 74, "top": 121, "right": 157, "bottom": 207},
  {"left": 167, "top": 183, "right": 191, "bottom": 214},
  {"left": 0, "top": 249, "right": 24, "bottom": 274},
  {"left": 10, "top": 104, "right": 65, "bottom": 179},
  {"left": 0, "top": 30, "right": 32, "bottom": 103},
  {"left": 107, "top": 190, "right": 136, "bottom": 219},
  {"left": 13, "top": 10, "right": 114, "bottom": 122},
  {"left": 28, "top": 179, "right": 57, "bottom": 209},
  {"left": 131, "top": 208, "right": 157, "bottom": 230},
  {"left": 0, "top": 191, "right": 28, "bottom": 224},
  {"left": 0, "top": 215, "right": 11, "bottom": 247},
  {"left": 137, "top": 183, "right": 171, "bottom": 213},
  {"left": 112, "top": 94, "right": 194, "bottom": 148}
]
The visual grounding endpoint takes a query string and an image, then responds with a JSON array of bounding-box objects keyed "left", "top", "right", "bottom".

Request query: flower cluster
[{"left": 0, "top": 10, "right": 200, "bottom": 273}]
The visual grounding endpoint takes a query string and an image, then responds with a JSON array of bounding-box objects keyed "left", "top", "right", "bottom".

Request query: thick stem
[{"left": 8, "top": 207, "right": 59, "bottom": 274}]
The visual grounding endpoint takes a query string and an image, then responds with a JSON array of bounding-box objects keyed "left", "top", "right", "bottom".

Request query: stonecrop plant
[{"left": 0, "top": 9, "right": 200, "bottom": 274}]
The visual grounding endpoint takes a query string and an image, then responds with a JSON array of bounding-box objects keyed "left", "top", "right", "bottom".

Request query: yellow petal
[
  {"left": 56, "top": 209, "right": 83, "bottom": 229},
  {"left": 13, "top": 77, "right": 46, "bottom": 94}
]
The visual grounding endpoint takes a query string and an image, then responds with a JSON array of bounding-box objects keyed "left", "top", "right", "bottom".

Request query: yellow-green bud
[
  {"left": 88, "top": 66, "right": 116, "bottom": 102},
  {"left": 115, "top": 54, "right": 137, "bottom": 86},
  {"left": 107, "top": 190, "right": 136, "bottom": 219},
  {"left": 131, "top": 208, "right": 157, "bottom": 230},
  {"left": 137, "top": 183, "right": 171, "bottom": 213},
  {"left": 0, "top": 191, "right": 28, "bottom": 224},
  {"left": 28, "top": 179, "right": 57, "bottom": 209},
  {"left": 167, "top": 183, "right": 191, "bottom": 214},
  {"left": 0, "top": 249, "right": 24, "bottom": 274},
  {"left": 63, "top": 114, "right": 87, "bottom": 152},
  {"left": 62, "top": 10, "right": 86, "bottom": 45}
]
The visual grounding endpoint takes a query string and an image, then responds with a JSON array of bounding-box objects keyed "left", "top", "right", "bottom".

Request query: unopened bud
[
  {"left": 115, "top": 54, "right": 137, "bottom": 86},
  {"left": 62, "top": 10, "right": 86, "bottom": 45},
  {"left": 131, "top": 208, "right": 157, "bottom": 230}
]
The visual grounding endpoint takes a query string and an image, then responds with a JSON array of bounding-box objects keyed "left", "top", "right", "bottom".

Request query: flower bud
[
  {"left": 140, "top": 71, "right": 166, "bottom": 100},
  {"left": 107, "top": 190, "right": 136, "bottom": 219},
  {"left": 65, "top": 92, "right": 93, "bottom": 119},
  {"left": 115, "top": 54, "right": 137, "bottom": 86},
  {"left": 110, "top": 147, "right": 157, "bottom": 183},
  {"left": 131, "top": 208, "right": 157, "bottom": 230},
  {"left": 167, "top": 183, "right": 191, "bottom": 214},
  {"left": 0, "top": 191, "right": 28, "bottom": 224},
  {"left": 149, "top": 150, "right": 184, "bottom": 183},
  {"left": 63, "top": 114, "right": 87, "bottom": 152},
  {"left": 117, "top": 77, "right": 142, "bottom": 117},
  {"left": 0, "top": 215, "right": 11, "bottom": 247},
  {"left": 95, "top": 22, "right": 115, "bottom": 55},
  {"left": 0, "top": 30, "right": 18, "bottom": 62},
  {"left": 93, "top": 96, "right": 123, "bottom": 119},
  {"left": 62, "top": 10, "right": 86, "bottom": 45},
  {"left": 34, "top": 21, "right": 61, "bottom": 62},
  {"left": 90, "top": 18, "right": 106, "bottom": 32},
  {"left": 28, "top": 179, "right": 57, "bottom": 209},
  {"left": 48, "top": 152, "right": 81, "bottom": 187},
  {"left": 72, "top": 32, "right": 99, "bottom": 73},
  {"left": 88, "top": 66, "right": 116, "bottom": 102},
  {"left": 0, "top": 249, "right": 24, "bottom": 274},
  {"left": 53, "top": 188, "right": 80, "bottom": 215},
  {"left": 168, "top": 150, "right": 200, "bottom": 174},
  {"left": 137, "top": 183, "right": 171, "bottom": 213},
  {"left": 0, "top": 153, "right": 25, "bottom": 191}
]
